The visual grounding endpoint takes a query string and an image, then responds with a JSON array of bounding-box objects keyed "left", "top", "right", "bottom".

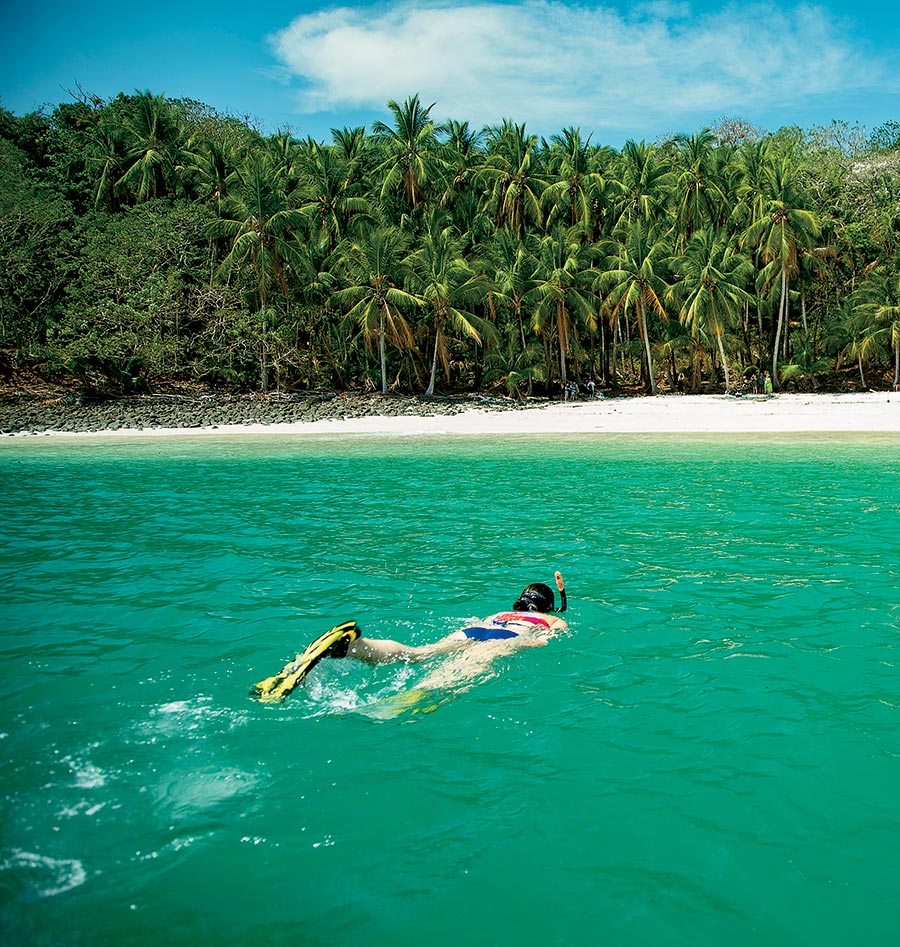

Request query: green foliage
[
  {"left": 1, "top": 89, "right": 899, "bottom": 394},
  {"left": 0, "top": 136, "right": 82, "bottom": 361},
  {"left": 484, "top": 324, "right": 546, "bottom": 398},
  {"left": 46, "top": 200, "right": 221, "bottom": 390},
  {"left": 868, "top": 121, "right": 900, "bottom": 154}
]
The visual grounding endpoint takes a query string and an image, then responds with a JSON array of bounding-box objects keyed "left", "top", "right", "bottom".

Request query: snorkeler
[
  {"left": 345, "top": 578, "right": 568, "bottom": 664},
  {"left": 252, "top": 574, "right": 568, "bottom": 701}
]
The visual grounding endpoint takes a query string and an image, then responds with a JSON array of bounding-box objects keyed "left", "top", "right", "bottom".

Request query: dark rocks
[{"left": 0, "top": 391, "right": 534, "bottom": 435}]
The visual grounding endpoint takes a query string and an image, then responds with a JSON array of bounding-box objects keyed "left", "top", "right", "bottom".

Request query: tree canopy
[{"left": 2, "top": 90, "right": 899, "bottom": 396}]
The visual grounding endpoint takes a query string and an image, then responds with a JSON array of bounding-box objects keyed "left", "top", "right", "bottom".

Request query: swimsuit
[
  {"left": 461, "top": 611, "right": 551, "bottom": 641},
  {"left": 462, "top": 626, "right": 519, "bottom": 641},
  {"left": 492, "top": 612, "right": 551, "bottom": 627}
]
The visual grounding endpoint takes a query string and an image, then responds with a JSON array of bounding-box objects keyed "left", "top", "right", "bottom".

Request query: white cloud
[{"left": 269, "top": 1, "right": 888, "bottom": 133}]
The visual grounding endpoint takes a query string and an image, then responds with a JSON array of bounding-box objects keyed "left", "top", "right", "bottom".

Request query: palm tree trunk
[
  {"left": 544, "top": 334, "right": 554, "bottom": 390},
  {"left": 756, "top": 301, "right": 764, "bottom": 364},
  {"left": 378, "top": 307, "right": 388, "bottom": 394},
  {"left": 716, "top": 332, "right": 731, "bottom": 391},
  {"left": 857, "top": 348, "right": 866, "bottom": 389},
  {"left": 638, "top": 296, "right": 657, "bottom": 394},
  {"left": 894, "top": 334, "right": 899, "bottom": 388},
  {"left": 260, "top": 301, "right": 268, "bottom": 393},
  {"left": 600, "top": 316, "right": 609, "bottom": 385},
  {"left": 558, "top": 307, "right": 568, "bottom": 386},
  {"left": 610, "top": 317, "right": 618, "bottom": 388},
  {"left": 516, "top": 303, "right": 526, "bottom": 352},
  {"left": 690, "top": 343, "right": 702, "bottom": 393},
  {"left": 426, "top": 323, "right": 440, "bottom": 395},
  {"left": 589, "top": 326, "right": 597, "bottom": 383},
  {"left": 772, "top": 268, "right": 788, "bottom": 390}
]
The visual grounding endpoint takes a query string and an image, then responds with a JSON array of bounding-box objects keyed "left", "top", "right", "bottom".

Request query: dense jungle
[{"left": 1, "top": 90, "right": 899, "bottom": 397}]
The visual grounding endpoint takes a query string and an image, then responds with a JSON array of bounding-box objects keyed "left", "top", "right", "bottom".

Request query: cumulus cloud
[{"left": 269, "top": 0, "right": 886, "bottom": 132}]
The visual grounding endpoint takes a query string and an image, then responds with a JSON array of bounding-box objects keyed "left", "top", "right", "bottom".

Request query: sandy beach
[{"left": 7, "top": 391, "right": 898, "bottom": 438}]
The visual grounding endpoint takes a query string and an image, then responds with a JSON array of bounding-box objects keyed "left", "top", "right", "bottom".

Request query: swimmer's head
[{"left": 513, "top": 583, "right": 555, "bottom": 613}]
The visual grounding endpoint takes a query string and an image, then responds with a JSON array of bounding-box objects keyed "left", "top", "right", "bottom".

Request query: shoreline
[{"left": 2, "top": 391, "right": 898, "bottom": 439}]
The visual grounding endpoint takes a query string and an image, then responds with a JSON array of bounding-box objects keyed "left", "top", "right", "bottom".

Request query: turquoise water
[{"left": 1, "top": 432, "right": 899, "bottom": 946}]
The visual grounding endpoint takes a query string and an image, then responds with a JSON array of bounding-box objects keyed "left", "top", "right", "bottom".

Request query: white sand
[{"left": 19, "top": 391, "right": 900, "bottom": 438}]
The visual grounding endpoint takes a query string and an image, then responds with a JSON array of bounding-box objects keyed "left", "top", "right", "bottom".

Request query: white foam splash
[
  {"left": 141, "top": 697, "right": 247, "bottom": 738},
  {"left": 61, "top": 755, "right": 106, "bottom": 789},
  {"left": 56, "top": 801, "right": 107, "bottom": 819},
  {"left": 0, "top": 850, "right": 87, "bottom": 898}
]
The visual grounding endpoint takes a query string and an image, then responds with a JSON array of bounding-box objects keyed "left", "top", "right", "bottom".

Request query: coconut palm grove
[{"left": 1, "top": 90, "right": 899, "bottom": 396}]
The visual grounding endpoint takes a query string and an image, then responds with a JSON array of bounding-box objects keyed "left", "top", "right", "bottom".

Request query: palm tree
[
  {"left": 409, "top": 217, "right": 491, "bottom": 395},
  {"left": 89, "top": 119, "right": 128, "bottom": 211},
  {"left": 434, "top": 120, "right": 490, "bottom": 255},
  {"left": 600, "top": 221, "right": 670, "bottom": 394},
  {"left": 852, "top": 268, "right": 900, "bottom": 388},
  {"left": 777, "top": 331, "right": 834, "bottom": 390},
  {"left": 484, "top": 324, "right": 547, "bottom": 399},
  {"left": 207, "top": 150, "right": 306, "bottom": 391},
  {"left": 371, "top": 95, "right": 442, "bottom": 211},
  {"left": 670, "top": 129, "right": 728, "bottom": 247},
  {"left": 741, "top": 152, "right": 822, "bottom": 386},
  {"left": 296, "top": 141, "right": 372, "bottom": 251},
  {"left": 332, "top": 226, "right": 420, "bottom": 394},
  {"left": 531, "top": 226, "right": 598, "bottom": 385},
  {"left": 667, "top": 228, "right": 754, "bottom": 391},
  {"left": 542, "top": 127, "right": 605, "bottom": 229},
  {"left": 442, "top": 119, "right": 483, "bottom": 155},
  {"left": 479, "top": 120, "right": 546, "bottom": 234},
  {"left": 486, "top": 229, "right": 539, "bottom": 351},
  {"left": 836, "top": 300, "right": 878, "bottom": 388},
  {"left": 183, "top": 136, "right": 241, "bottom": 279},
  {"left": 331, "top": 125, "right": 367, "bottom": 164},
  {"left": 291, "top": 237, "right": 345, "bottom": 388},
  {"left": 437, "top": 119, "right": 484, "bottom": 213},
  {"left": 614, "top": 139, "right": 673, "bottom": 227},
  {"left": 184, "top": 137, "right": 237, "bottom": 215},
  {"left": 266, "top": 132, "right": 302, "bottom": 192},
  {"left": 885, "top": 300, "right": 900, "bottom": 390},
  {"left": 116, "top": 90, "right": 188, "bottom": 203}
]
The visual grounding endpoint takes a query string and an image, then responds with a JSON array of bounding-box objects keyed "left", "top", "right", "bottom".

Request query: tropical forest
[{"left": 1, "top": 90, "right": 899, "bottom": 397}]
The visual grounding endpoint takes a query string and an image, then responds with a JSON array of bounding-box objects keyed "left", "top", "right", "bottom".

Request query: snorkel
[
  {"left": 513, "top": 573, "right": 568, "bottom": 613},
  {"left": 554, "top": 570, "right": 567, "bottom": 613}
]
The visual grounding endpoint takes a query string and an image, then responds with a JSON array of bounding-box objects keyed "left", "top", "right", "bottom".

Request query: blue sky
[{"left": 1, "top": 1, "right": 898, "bottom": 146}]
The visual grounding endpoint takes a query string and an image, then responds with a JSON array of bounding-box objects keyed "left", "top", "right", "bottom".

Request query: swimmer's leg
[
  {"left": 252, "top": 620, "right": 361, "bottom": 701},
  {"left": 345, "top": 633, "right": 471, "bottom": 664},
  {"left": 366, "top": 687, "right": 444, "bottom": 718}
]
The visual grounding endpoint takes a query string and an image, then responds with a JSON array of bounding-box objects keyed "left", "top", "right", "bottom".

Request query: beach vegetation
[
  {"left": 332, "top": 225, "right": 420, "bottom": 394},
  {"left": 2, "top": 92, "right": 900, "bottom": 397}
]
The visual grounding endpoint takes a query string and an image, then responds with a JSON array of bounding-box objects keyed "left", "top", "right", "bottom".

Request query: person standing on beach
[{"left": 764, "top": 371, "right": 773, "bottom": 395}]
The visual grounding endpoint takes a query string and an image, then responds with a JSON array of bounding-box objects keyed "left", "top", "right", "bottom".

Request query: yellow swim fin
[
  {"left": 251, "top": 620, "right": 361, "bottom": 702},
  {"left": 364, "top": 687, "right": 444, "bottom": 719}
]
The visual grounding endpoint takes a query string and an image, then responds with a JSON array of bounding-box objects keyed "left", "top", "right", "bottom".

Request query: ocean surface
[{"left": 1, "top": 432, "right": 899, "bottom": 946}]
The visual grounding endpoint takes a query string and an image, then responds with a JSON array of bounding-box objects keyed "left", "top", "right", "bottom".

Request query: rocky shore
[{"left": 0, "top": 390, "right": 534, "bottom": 435}]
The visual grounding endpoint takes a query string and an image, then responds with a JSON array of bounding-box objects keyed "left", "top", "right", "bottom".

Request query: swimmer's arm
[
  {"left": 510, "top": 634, "right": 548, "bottom": 649},
  {"left": 521, "top": 616, "right": 565, "bottom": 646}
]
